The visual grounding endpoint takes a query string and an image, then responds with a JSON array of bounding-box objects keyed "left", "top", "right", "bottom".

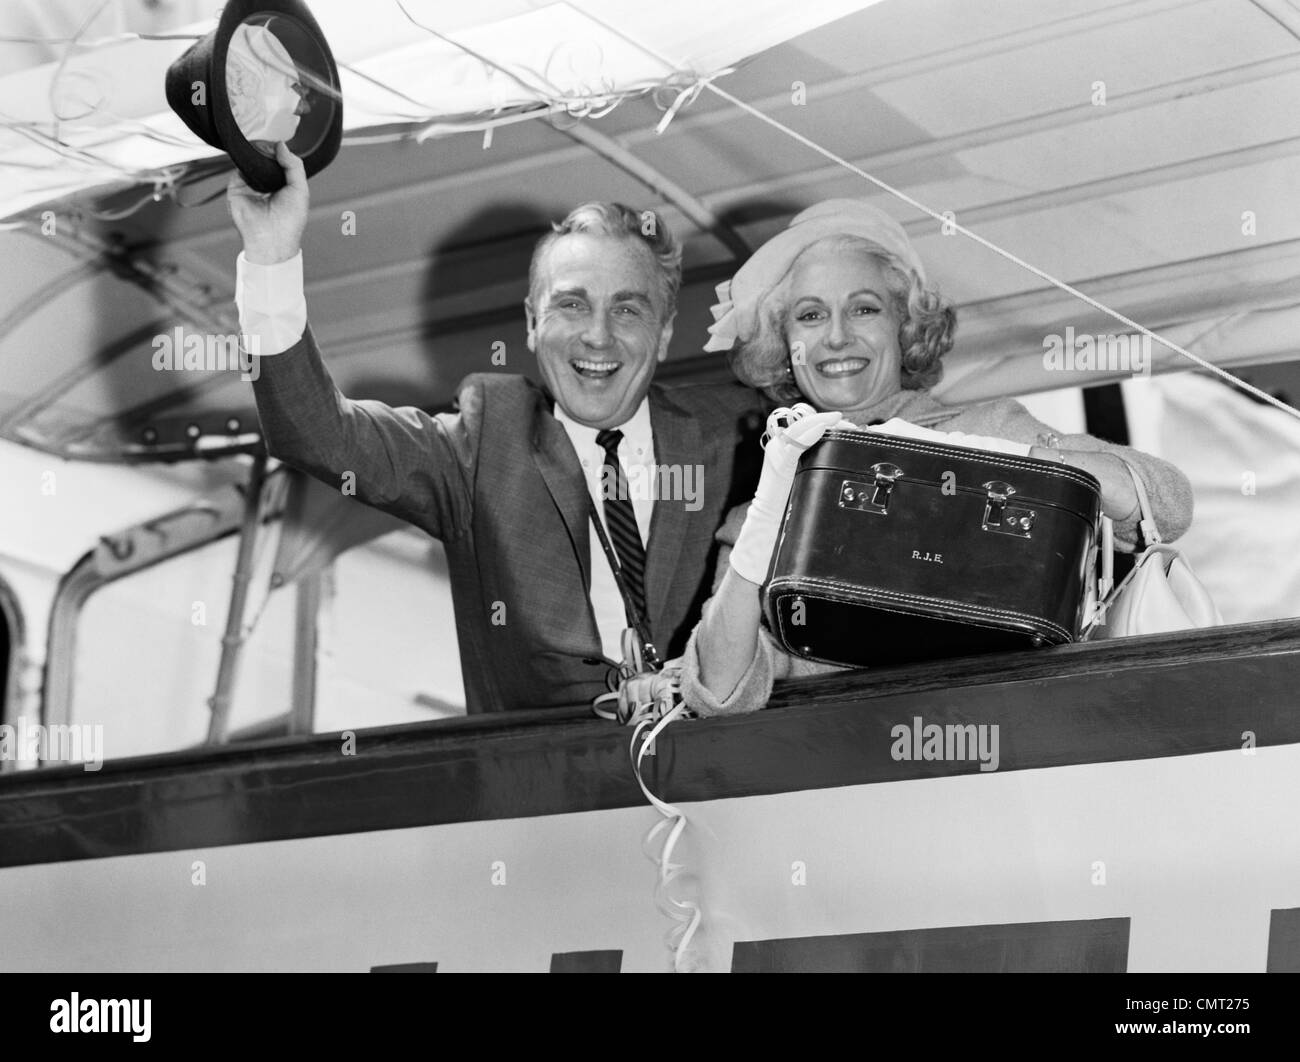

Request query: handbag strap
[
  {"left": 587, "top": 499, "right": 662, "bottom": 671},
  {"left": 1117, "top": 458, "right": 1162, "bottom": 547}
]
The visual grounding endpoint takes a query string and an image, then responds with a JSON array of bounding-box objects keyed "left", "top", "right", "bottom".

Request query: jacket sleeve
[
  {"left": 975, "top": 398, "right": 1195, "bottom": 551},
  {"left": 249, "top": 324, "right": 477, "bottom": 541}
]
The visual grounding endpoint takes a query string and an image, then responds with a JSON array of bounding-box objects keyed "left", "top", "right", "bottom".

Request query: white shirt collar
[{"left": 554, "top": 396, "right": 653, "bottom": 459}]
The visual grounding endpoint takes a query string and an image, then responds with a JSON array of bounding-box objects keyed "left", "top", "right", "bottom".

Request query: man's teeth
[
  {"left": 816, "top": 358, "right": 870, "bottom": 377},
  {"left": 573, "top": 359, "right": 620, "bottom": 377}
]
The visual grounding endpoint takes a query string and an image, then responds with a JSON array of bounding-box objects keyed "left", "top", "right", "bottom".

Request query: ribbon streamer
[{"left": 630, "top": 702, "right": 704, "bottom": 972}]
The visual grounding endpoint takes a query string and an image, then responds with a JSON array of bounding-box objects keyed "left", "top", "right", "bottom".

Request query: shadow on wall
[{"left": 337, "top": 203, "right": 551, "bottom": 410}]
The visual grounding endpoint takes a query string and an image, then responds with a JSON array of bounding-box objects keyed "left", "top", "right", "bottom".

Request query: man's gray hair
[{"left": 528, "top": 202, "right": 682, "bottom": 319}]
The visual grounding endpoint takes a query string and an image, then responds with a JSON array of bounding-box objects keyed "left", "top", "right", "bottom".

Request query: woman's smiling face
[{"left": 784, "top": 240, "right": 904, "bottom": 413}]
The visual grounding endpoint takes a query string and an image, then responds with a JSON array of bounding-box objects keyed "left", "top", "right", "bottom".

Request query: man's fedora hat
[{"left": 165, "top": 0, "right": 342, "bottom": 193}]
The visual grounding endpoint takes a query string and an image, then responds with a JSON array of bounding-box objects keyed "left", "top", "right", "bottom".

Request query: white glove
[
  {"left": 730, "top": 408, "right": 843, "bottom": 585},
  {"left": 866, "top": 417, "right": 1031, "bottom": 457}
]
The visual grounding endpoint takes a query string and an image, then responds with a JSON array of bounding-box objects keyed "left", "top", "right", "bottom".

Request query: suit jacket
[{"left": 250, "top": 326, "right": 765, "bottom": 713}]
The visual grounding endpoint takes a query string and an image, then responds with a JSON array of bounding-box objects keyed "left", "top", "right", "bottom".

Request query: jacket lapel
[
  {"left": 645, "top": 387, "right": 702, "bottom": 635},
  {"left": 531, "top": 401, "right": 594, "bottom": 592}
]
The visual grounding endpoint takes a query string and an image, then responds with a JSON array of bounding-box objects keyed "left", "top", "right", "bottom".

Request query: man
[{"left": 229, "top": 144, "right": 763, "bottom": 713}]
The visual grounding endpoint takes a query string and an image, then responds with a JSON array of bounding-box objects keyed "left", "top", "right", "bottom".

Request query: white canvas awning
[
  {"left": 0, "top": 0, "right": 878, "bottom": 219},
  {"left": 1, "top": 0, "right": 1298, "bottom": 461}
]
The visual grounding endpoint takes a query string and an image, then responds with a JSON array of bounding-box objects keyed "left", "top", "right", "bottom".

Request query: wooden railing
[{"left": 2, "top": 618, "right": 1298, "bottom": 869}]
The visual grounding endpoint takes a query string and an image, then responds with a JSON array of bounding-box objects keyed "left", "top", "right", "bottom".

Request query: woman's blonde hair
[{"left": 729, "top": 235, "right": 956, "bottom": 404}]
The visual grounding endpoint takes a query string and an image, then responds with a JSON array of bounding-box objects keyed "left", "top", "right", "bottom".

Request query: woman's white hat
[{"left": 705, "top": 198, "right": 926, "bottom": 353}]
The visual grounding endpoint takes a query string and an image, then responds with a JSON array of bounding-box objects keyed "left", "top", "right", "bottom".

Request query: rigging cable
[{"left": 567, "top": 0, "right": 1300, "bottom": 423}]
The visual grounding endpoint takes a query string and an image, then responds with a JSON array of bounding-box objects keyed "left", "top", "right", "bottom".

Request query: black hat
[{"left": 165, "top": 0, "right": 342, "bottom": 193}]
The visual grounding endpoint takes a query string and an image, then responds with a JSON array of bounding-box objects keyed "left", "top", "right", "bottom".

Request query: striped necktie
[{"left": 595, "top": 428, "right": 649, "bottom": 630}]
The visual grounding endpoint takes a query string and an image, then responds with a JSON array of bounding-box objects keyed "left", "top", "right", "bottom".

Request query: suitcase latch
[
  {"left": 982, "top": 480, "right": 1036, "bottom": 538},
  {"left": 839, "top": 463, "right": 903, "bottom": 515}
]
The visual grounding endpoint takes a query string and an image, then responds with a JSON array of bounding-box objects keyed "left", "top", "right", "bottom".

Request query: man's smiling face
[{"left": 526, "top": 232, "right": 674, "bottom": 429}]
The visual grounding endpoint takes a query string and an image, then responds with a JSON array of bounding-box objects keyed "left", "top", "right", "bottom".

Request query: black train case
[{"left": 762, "top": 429, "right": 1103, "bottom": 668}]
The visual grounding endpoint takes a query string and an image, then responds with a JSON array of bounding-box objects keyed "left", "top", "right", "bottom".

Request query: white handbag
[{"left": 1087, "top": 460, "right": 1222, "bottom": 639}]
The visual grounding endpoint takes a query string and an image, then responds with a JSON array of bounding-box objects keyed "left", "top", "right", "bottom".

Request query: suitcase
[{"left": 762, "top": 429, "right": 1103, "bottom": 668}]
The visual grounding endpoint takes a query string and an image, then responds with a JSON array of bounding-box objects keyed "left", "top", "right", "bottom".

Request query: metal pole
[
  {"left": 206, "top": 452, "right": 268, "bottom": 744},
  {"left": 287, "top": 570, "right": 321, "bottom": 736},
  {"left": 557, "top": 122, "right": 750, "bottom": 263}
]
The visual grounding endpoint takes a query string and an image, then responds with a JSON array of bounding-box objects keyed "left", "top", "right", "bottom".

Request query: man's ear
[
  {"left": 524, "top": 298, "right": 538, "bottom": 353},
  {"left": 656, "top": 312, "right": 676, "bottom": 362}
]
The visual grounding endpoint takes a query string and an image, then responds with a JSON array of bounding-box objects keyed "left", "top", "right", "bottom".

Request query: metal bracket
[
  {"left": 839, "top": 463, "right": 904, "bottom": 515},
  {"left": 981, "top": 480, "right": 1036, "bottom": 538}
]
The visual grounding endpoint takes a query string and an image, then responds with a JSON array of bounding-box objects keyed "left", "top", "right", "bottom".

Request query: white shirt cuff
[{"left": 235, "top": 250, "right": 307, "bottom": 356}]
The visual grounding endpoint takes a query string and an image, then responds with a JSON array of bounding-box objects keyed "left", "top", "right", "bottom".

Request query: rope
[{"left": 702, "top": 81, "right": 1300, "bottom": 423}]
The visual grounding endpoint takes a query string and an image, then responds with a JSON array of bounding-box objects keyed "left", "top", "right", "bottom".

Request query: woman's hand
[
  {"left": 227, "top": 141, "right": 309, "bottom": 265},
  {"left": 729, "top": 408, "right": 843, "bottom": 585},
  {"left": 1030, "top": 445, "right": 1141, "bottom": 522},
  {"left": 691, "top": 407, "right": 842, "bottom": 710}
]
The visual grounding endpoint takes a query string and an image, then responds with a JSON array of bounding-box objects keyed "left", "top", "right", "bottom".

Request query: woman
[{"left": 680, "top": 198, "right": 1194, "bottom": 715}]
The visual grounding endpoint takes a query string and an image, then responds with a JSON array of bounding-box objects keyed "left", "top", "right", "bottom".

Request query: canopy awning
[{"left": 2, "top": 0, "right": 1298, "bottom": 461}]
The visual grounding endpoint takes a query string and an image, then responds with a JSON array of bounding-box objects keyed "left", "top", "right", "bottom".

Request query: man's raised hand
[{"left": 227, "top": 141, "right": 309, "bottom": 265}]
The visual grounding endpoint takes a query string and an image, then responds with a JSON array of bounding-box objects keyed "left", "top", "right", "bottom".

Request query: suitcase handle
[{"left": 1080, "top": 515, "right": 1114, "bottom": 636}]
